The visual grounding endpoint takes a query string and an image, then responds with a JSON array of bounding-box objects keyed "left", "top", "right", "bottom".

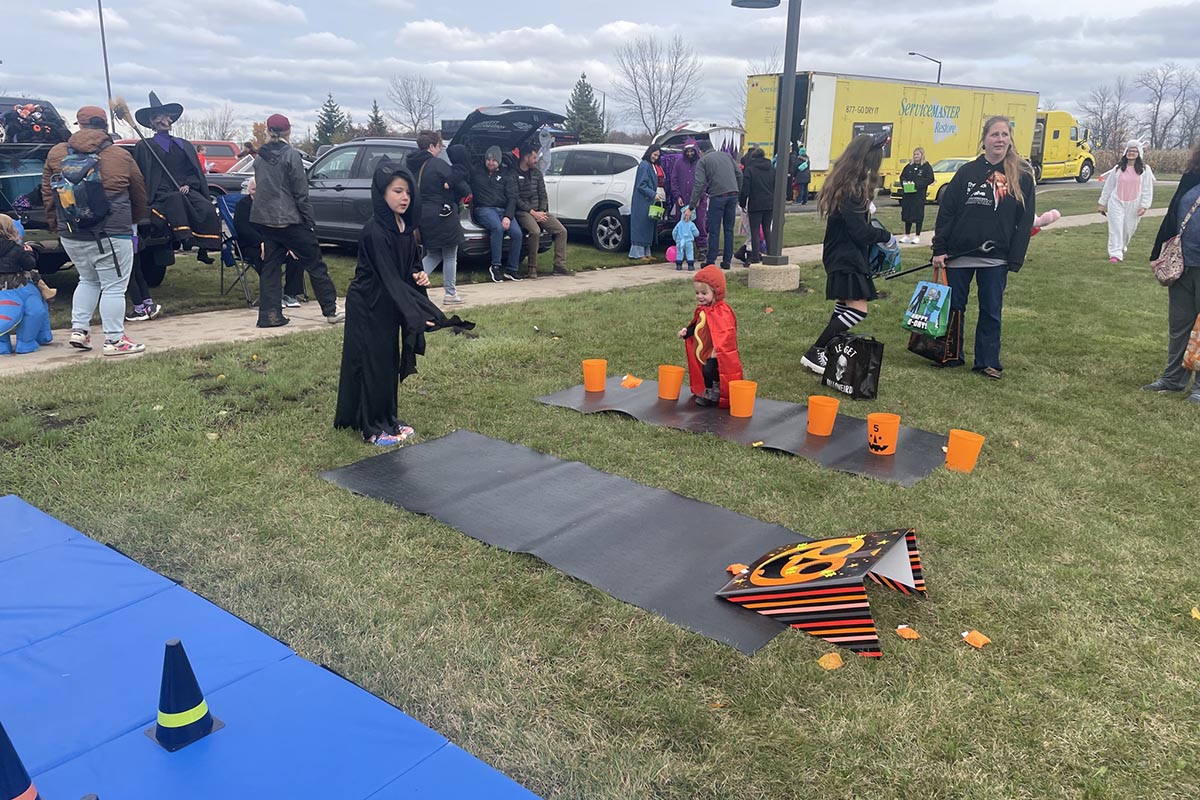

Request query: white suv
[{"left": 544, "top": 144, "right": 646, "bottom": 252}]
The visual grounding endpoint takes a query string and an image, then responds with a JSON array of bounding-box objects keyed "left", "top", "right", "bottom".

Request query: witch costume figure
[
  {"left": 132, "top": 92, "right": 221, "bottom": 269},
  {"left": 334, "top": 162, "right": 473, "bottom": 446}
]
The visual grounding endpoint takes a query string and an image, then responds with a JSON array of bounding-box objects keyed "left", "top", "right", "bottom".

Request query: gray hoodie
[
  {"left": 251, "top": 140, "right": 313, "bottom": 228},
  {"left": 689, "top": 149, "right": 742, "bottom": 209}
]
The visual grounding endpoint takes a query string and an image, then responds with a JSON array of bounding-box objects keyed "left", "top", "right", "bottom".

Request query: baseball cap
[
  {"left": 75, "top": 105, "right": 108, "bottom": 127},
  {"left": 266, "top": 113, "right": 291, "bottom": 132}
]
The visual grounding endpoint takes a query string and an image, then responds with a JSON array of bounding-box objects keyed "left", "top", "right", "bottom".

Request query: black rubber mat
[
  {"left": 321, "top": 430, "right": 818, "bottom": 654},
  {"left": 538, "top": 378, "right": 947, "bottom": 487}
]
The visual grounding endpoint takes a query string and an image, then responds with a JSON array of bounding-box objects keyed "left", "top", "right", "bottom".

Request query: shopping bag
[
  {"left": 868, "top": 219, "right": 901, "bottom": 277},
  {"left": 902, "top": 181, "right": 917, "bottom": 194},
  {"left": 902, "top": 279, "right": 951, "bottom": 337},
  {"left": 647, "top": 200, "right": 666, "bottom": 220},
  {"left": 822, "top": 333, "right": 884, "bottom": 399},
  {"left": 1184, "top": 313, "right": 1200, "bottom": 372},
  {"left": 907, "top": 309, "right": 963, "bottom": 365}
]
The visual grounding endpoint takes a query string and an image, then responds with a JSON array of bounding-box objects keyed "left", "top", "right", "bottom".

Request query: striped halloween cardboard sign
[{"left": 717, "top": 528, "right": 925, "bottom": 658}]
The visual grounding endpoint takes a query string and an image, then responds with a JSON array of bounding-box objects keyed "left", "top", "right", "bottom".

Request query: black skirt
[{"left": 826, "top": 271, "right": 877, "bottom": 301}]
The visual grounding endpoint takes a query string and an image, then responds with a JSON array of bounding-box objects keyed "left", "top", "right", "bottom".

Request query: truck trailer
[{"left": 745, "top": 71, "right": 1042, "bottom": 193}]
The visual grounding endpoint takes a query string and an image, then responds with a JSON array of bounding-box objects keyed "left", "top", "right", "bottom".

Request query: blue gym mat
[{"left": 0, "top": 495, "right": 540, "bottom": 799}]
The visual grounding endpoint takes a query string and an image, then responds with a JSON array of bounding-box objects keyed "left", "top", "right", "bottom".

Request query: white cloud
[
  {"left": 43, "top": 6, "right": 130, "bottom": 32},
  {"left": 155, "top": 23, "right": 240, "bottom": 49},
  {"left": 204, "top": 0, "right": 305, "bottom": 25},
  {"left": 292, "top": 32, "right": 358, "bottom": 53}
]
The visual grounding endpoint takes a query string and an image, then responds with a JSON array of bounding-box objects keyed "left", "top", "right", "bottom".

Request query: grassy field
[{"left": 5, "top": 217, "right": 1197, "bottom": 798}]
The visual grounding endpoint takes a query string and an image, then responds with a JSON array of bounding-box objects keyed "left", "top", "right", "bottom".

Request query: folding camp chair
[{"left": 214, "top": 192, "right": 254, "bottom": 306}]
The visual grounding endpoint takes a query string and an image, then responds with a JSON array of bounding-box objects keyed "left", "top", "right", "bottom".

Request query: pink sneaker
[
  {"left": 1109, "top": 257, "right": 1120, "bottom": 263},
  {"left": 102, "top": 335, "right": 146, "bottom": 356}
]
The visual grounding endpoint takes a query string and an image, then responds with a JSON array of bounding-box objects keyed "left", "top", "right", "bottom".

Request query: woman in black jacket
[
  {"left": 1144, "top": 142, "right": 1200, "bottom": 399},
  {"left": 801, "top": 133, "right": 894, "bottom": 375},
  {"left": 406, "top": 131, "right": 471, "bottom": 304},
  {"left": 931, "top": 116, "right": 1036, "bottom": 379},
  {"left": 739, "top": 147, "right": 776, "bottom": 264},
  {"left": 898, "top": 146, "right": 935, "bottom": 243}
]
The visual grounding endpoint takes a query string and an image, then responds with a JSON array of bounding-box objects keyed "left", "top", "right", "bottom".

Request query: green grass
[{"left": 5, "top": 218, "right": 1196, "bottom": 798}]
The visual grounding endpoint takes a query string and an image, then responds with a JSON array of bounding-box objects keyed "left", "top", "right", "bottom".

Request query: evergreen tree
[
  {"left": 315, "top": 94, "right": 349, "bottom": 146},
  {"left": 366, "top": 100, "right": 389, "bottom": 136},
  {"left": 564, "top": 73, "right": 605, "bottom": 144}
]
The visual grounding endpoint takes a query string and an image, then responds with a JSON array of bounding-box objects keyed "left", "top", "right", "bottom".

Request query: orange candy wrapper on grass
[
  {"left": 621, "top": 374, "right": 643, "bottom": 388},
  {"left": 817, "top": 653, "right": 844, "bottom": 670},
  {"left": 895, "top": 624, "right": 921, "bottom": 641},
  {"left": 961, "top": 629, "right": 991, "bottom": 649}
]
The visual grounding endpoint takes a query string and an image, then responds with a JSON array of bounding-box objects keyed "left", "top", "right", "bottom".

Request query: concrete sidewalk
[{"left": 0, "top": 208, "right": 1161, "bottom": 378}]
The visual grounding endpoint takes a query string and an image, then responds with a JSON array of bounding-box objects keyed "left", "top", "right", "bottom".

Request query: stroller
[{"left": 214, "top": 193, "right": 254, "bottom": 306}]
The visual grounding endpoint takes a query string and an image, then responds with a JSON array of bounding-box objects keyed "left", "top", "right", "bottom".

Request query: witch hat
[
  {"left": 135, "top": 92, "right": 184, "bottom": 128},
  {"left": 0, "top": 720, "right": 40, "bottom": 800},
  {"left": 144, "top": 639, "right": 224, "bottom": 752}
]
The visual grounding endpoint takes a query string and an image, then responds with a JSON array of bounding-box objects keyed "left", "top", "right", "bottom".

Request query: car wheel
[
  {"left": 590, "top": 208, "right": 626, "bottom": 252},
  {"left": 935, "top": 185, "right": 947, "bottom": 205},
  {"left": 142, "top": 262, "right": 168, "bottom": 288},
  {"left": 1076, "top": 162, "right": 1093, "bottom": 183},
  {"left": 1033, "top": 163, "right": 1043, "bottom": 183}
]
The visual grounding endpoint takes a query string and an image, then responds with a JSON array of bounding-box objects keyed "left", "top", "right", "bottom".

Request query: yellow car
[{"left": 891, "top": 157, "right": 972, "bottom": 205}]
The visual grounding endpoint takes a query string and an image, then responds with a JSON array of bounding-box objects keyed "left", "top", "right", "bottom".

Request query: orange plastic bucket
[
  {"left": 946, "top": 429, "right": 985, "bottom": 472},
  {"left": 866, "top": 412, "right": 900, "bottom": 455},
  {"left": 807, "top": 395, "right": 839, "bottom": 436},
  {"left": 728, "top": 380, "right": 758, "bottom": 418},
  {"left": 658, "top": 365, "right": 685, "bottom": 400},
  {"left": 582, "top": 359, "right": 608, "bottom": 392}
]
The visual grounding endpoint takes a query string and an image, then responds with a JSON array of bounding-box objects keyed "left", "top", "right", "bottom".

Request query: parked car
[
  {"left": 307, "top": 105, "right": 567, "bottom": 262},
  {"left": 890, "top": 157, "right": 971, "bottom": 205},
  {"left": 114, "top": 138, "right": 240, "bottom": 174},
  {"left": 543, "top": 144, "right": 646, "bottom": 252},
  {"left": 206, "top": 152, "right": 315, "bottom": 195}
]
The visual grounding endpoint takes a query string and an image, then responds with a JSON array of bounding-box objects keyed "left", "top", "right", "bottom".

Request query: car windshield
[
  {"left": 229, "top": 154, "right": 254, "bottom": 173},
  {"left": 931, "top": 159, "right": 970, "bottom": 172}
]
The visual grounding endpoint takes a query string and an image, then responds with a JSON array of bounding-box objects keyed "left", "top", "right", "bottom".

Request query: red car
[{"left": 113, "top": 138, "right": 240, "bottom": 174}]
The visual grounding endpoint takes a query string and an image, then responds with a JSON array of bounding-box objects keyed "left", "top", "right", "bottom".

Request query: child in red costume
[{"left": 678, "top": 264, "right": 744, "bottom": 407}]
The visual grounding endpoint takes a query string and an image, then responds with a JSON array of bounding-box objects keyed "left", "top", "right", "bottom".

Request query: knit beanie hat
[
  {"left": 485, "top": 145, "right": 503, "bottom": 163},
  {"left": 693, "top": 264, "right": 726, "bottom": 302}
]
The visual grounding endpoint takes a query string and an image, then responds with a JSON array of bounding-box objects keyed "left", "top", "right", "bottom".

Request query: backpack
[{"left": 51, "top": 146, "right": 110, "bottom": 235}]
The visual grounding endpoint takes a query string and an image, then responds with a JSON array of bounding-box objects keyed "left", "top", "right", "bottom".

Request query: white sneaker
[
  {"left": 443, "top": 292, "right": 465, "bottom": 304},
  {"left": 898, "top": 235, "right": 911, "bottom": 244},
  {"left": 911, "top": 235, "right": 921, "bottom": 245},
  {"left": 282, "top": 295, "right": 302, "bottom": 308}
]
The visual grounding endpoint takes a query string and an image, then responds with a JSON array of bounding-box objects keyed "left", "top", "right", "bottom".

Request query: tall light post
[
  {"left": 908, "top": 51, "right": 942, "bottom": 84},
  {"left": 97, "top": 0, "right": 115, "bottom": 133},
  {"left": 733, "top": 0, "right": 801, "bottom": 266}
]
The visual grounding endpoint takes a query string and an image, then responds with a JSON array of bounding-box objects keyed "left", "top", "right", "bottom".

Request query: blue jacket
[{"left": 672, "top": 219, "right": 699, "bottom": 246}]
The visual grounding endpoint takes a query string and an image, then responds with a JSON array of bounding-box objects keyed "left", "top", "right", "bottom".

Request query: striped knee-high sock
[{"left": 814, "top": 303, "right": 867, "bottom": 348}]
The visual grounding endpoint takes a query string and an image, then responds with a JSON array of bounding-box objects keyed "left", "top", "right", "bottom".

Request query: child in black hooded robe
[{"left": 334, "top": 162, "right": 473, "bottom": 445}]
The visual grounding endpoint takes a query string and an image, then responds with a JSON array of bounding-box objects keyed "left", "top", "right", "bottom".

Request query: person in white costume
[{"left": 1098, "top": 141, "right": 1154, "bottom": 262}]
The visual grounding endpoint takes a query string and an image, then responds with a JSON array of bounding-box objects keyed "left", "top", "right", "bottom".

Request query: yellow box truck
[
  {"left": 1031, "top": 110, "right": 1095, "bottom": 183},
  {"left": 745, "top": 72, "right": 1039, "bottom": 193}
]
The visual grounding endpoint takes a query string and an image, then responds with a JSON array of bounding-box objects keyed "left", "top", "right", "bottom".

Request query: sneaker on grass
[
  {"left": 282, "top": 295, "right": 302, "bottom": 308},
  {"left": 103, "top": 335, "right": 145, "bottom": 356},
  {"left": 801, "top": 346, "right": 827, "bottom": 376},
  {"left": 443, "top": 291, "right": 465, "bottom": 304},
  {"left": 125, "top": 306, "right": 149, "bottom": 322},
  {"left": 1141, "top": 379, "right": 1185, "bottom": 393}
]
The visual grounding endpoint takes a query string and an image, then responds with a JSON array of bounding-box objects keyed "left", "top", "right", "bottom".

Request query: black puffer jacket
[
  {"left": 0, "top": 238, "right": 36, "bottom": 275},
  {"left": 514, "top": 165, "right": 549, "bottom": 213},
  {"left": 739, "top": 154, "right": 776, "bottom": 213},
  {"left": 469, "top": 163, "right": 517, "bottom": 218}
]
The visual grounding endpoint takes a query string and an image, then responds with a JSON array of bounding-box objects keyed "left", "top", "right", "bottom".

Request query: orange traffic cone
[
  {"left": 0, "top": 720, "right": 40, "bottom": 800},
  {"left": 144, "top": 639, "right": 224, "bottom": 752}
]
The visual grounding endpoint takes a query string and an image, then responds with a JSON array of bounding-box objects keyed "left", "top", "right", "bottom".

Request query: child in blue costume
[{"left": 673, "top": 213, "right": 699, "bottom": 271}]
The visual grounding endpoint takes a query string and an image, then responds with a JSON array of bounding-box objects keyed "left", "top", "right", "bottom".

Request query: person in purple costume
[{"left": 668, "top": 138, "right": 708, "bottom": 260}]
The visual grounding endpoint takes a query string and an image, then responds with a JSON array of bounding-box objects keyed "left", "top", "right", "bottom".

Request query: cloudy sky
[{"left": 4, "top": 0, "right": 1198, "bottom": 139}]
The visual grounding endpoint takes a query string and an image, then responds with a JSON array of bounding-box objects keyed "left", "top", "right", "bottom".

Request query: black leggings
[
  {"left": 904, "top": 221, "right": 924, "bottom": 235},
  {"left": 127, "top": 255, "right": 152, "bottom": 304},
  {"left": 702, "top": 357, "right": 719, "bottom": 388}
]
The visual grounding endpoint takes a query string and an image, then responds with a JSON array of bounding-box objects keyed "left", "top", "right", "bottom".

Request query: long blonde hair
[
  {"left": 0, "top": 214, "right": 20, "bottom": 242},
  {"left": 980, "top": 115, "right": 1033, "bottom": 207},
  {"left": 818, "top": 134, "right": 883, "bottom": 217}
]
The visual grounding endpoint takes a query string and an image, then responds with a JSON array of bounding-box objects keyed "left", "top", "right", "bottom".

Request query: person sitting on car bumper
[{"left": 514, "top": 142, "right": 571, "bottom": 278}]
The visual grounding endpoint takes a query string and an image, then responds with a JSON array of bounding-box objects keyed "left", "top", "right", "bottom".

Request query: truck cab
[{"left": 1031, "top": 110, "right": 1094, "bottom": 183}]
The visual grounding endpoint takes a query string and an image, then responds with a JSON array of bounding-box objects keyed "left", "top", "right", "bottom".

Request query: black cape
[{"left": 334, "top": 161, "right": 473, "bottom": 440}]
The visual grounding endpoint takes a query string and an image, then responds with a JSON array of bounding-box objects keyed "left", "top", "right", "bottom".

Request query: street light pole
[
  {"left": 733, "top": 0, "right": 801, "bottom": 265},
  {"left": 907, "top": 51, "right": 942, "bottom": 84},
  {"left": 97, "top": 0, "right": 115, "bottom": 133}
]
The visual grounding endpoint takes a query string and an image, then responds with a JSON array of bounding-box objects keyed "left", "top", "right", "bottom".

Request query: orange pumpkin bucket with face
[{"left": 866, "top": 413, "right": 900, "bottom": 456}]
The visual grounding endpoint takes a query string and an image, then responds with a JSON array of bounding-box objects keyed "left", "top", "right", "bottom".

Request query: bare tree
[
  {"left": 387, "top": 74, "right": 441, "bottom": 135},
  {"left": 1135, "top": 62, "right": 1192, "bottom": 148},
  {"left": 170, "top": 105, "right": 243, "bottom": 141},
  {"left": 731, "top": 48, "right": 783, "bottom": 128},
  {"left": 613, "top": 34, "right": 703, "bottom": 137},
  {"left": 1175, "top": 68, "right": 1200, "bottom": 148},
  {"left": 1079, "top": 77, "right": 1136, "bottom": 151}
]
